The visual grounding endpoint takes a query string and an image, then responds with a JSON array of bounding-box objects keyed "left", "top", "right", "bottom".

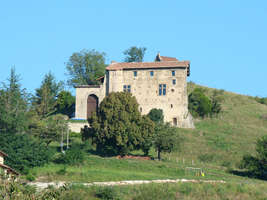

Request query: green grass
[{"left": 28, "top": 82, "right": 267, "bottom": 198}]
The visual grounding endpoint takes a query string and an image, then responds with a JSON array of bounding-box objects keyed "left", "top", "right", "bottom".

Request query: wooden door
[{"left": 87, "top": 95, "right": 98, "bottom": 118}]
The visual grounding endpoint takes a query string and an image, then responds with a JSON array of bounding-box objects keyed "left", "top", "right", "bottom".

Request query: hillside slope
[{"left": 177, "top": 82, "right": 267, "bottom": 168}]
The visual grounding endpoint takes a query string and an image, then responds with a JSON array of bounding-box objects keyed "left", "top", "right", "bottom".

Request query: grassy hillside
[
  {"left": 177, "top": 82, "right": 267, "bottom": 169},
  {"left": 26, "top": 83, "right": 267, "bottom": 199}
]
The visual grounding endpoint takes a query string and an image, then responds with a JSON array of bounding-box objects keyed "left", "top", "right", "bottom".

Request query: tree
[
  {"left": 188, "top": 88, "right": 212, "bottom": 118},
  {"left": 240, "top": 135, "right": 267, "bottom": 180},
  {"left": 123, "top": 46, "right": 147, "bottom": 62},
  {"left": 66, "top": 49, "right": 106, "bottom": 87},
  {"left": 154, "top": 123, "right": 182, "bottom": 160},
  {"left": 56, "top": 90, "right": 75, "bottom": 117},
  {"left": 0, "top": 131, "right": 53, "bottom": 173},
  {"left": 147, "top": 108, "right": 164, "bottom": 123},
  {"left": 31, "top": 114, "right": 68, "bottom": 147},
  {"left": 33, "top": 72, "right": 63, "bottom": 118},
  {"left": 83, "top": 92, "right": 154, "bottom": 156},
  {"left": 0, "top": 68, "right": 29, "bottom": 133}
]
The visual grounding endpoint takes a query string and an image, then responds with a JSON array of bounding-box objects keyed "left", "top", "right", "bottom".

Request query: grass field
[{"left": 27, "top": 82, "right": 267, "bottom": 199}]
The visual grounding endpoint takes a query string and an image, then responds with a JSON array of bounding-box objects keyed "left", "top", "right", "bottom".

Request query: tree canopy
[
  {"left": 33, "top": 72, "right": 63, "bottom": 118},
  {"left": 0, "top": 68, "right": 29, "bottom": 133},
  {"left": 147, "top": 108, "right": 164, "bottom": 123},
  {"left": 66, "top": 49, "right": 106, "bottom": 87},
  {"left": 240, "top": 135, "right": 267, "bottom": 180},
  {"left": 123, "top": 46, "right": 147, "bottom": 62},
  {"left": 82, "top": 92, "right": 154, "bottom": 156}
]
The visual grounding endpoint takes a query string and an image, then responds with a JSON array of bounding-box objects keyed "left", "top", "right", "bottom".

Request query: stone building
[{"left": 75, "top": 53, "right": 194, "bottom": 128}]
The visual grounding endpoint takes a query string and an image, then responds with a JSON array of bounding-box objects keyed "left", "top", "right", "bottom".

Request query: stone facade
[{"left": 75, "top": 54, "right": 194, "bottom": 128}]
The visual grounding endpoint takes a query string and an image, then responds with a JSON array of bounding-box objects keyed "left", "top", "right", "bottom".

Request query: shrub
[
  {"left": 95, "top": 187, "right": 119, "bottom": 200},
  {"left": 240, "top": 135, "right": 267, "bottom": 180},
  {"left": 26, "top": 173, "right": 36, "bottom": 182},
  {"left": 147, "top": 108, "right": 164, "bottom": 123},
  {"left": 54, "top": 145, "right": 85, "bottom": 165},
  {"left": 189, "top": 88, "right": 212, "bottom": 118}
]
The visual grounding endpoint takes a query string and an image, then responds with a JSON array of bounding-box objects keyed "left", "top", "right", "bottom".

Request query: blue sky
[{"left": 0, "top": 0, "right": 266, "bottom": 96}]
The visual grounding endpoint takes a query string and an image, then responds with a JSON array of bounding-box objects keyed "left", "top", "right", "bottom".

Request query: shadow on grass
[{"left": 229, "top": 169, "right": 267, "bottom": 181}]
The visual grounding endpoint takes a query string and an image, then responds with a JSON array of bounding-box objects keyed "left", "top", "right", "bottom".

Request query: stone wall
[{"left": 74, "top": 67, "right": 194, "bottom": 128}]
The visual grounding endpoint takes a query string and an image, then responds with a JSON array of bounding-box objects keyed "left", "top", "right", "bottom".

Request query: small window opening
[
  {"left": 172, "top": 70, "right": 175, "bottom": 76},
  {"left": 173, "top": 118, "right": 177, "bottom": 126},
  {"left": 171, "top": 104, "right": 173, "bottom": 108},
  {"left": 123, "top": 85, "right": 131, "bottom": 92},
  {"left": 150, "top": 71, "right": 154, "bottom": 76},
  {"left": 172, "top": 79, "right": 176, "bottom": 85},
  {"left": 134, "top": 71, "right": 137, "bottom": 77},
  {"left": 140, "top": 107, "right": 142, "bottom": 112}
]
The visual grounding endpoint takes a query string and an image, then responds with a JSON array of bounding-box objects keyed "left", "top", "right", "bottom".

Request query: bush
[
  {"left": 0, "top": 132, "right": 53, "bottom": 173},
  {"left": 95, "top": 187, "right": 119, "bottom": 200},
  {"left": 54, "top": 145, "right": 85, "bottom": 165},
  {"left": 240, "top": 135, "right": 267, "bottom": 180},
  {"left": 147, "top": 108, "right": 164, "bottom": 123},
  {"left": 26, "top": 173, "right": 36, "bottom": 182},
  {"left": 189, "top": 88, "right": 212, "bottom": 118}
]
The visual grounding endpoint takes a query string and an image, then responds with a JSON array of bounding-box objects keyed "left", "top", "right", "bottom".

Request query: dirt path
[{"left": 28, "top": 179, "right": 226, "bottom": 190}]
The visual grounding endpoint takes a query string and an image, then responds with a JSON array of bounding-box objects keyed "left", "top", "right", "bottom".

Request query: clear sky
[{"left": 0, "top": 0, "right": 266, "bottom": 96}]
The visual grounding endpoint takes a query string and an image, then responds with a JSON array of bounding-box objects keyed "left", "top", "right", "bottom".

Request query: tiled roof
[
  {"left": 0, "top": 150, "right": 8, "bottom": 157},
  {"left": 106, "top": 61, "right": 190, "bottom": 71},
  {"left": 158, "top": 56, "right": 178, "bottom": 61},
  {"left": 0, "top": 163, "right": 19, "bottom": 175}
]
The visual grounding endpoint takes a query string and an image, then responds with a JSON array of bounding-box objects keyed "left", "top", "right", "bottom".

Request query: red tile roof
[
  {"left": 0, "top": 150, "right": 8, "bottom": 157},
  {"left": 158, "top": 56, "right": 178, "bottom": 61},
  {"left": 106, "top": 61, "right": 190, "bottom": 71},
  {"left": 0, "top": 163, "right": 19, "bottom": 175}
]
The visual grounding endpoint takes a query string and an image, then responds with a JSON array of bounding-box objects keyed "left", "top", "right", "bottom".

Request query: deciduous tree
[
  {"left": 123, "top": 46, "right": 146, "bottom": 62},
  {"left": 66, "top": 49, "right": 106, "bottom": 87}
]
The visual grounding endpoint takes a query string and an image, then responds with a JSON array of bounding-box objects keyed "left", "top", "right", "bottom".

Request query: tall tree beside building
[
  {"left": 33, "top": 72, "right": 63, "bottom": 118},
  {"left": 0, "top": 68, "right": 29, "bottom": 133},
  {"left": 66, "top": 49, "right": 106, "bottom": 87},
  {"left": 123, "top": 46, "right": 147, "bottom": 62}
]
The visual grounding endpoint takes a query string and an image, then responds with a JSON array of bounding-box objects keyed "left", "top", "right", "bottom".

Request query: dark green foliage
[
  {"left": 0, "top": 132, "right": 53, "bottom": 173},
  {"left": 240, "top": 135, "right": 267, "bottom": 180},
  {"left": 54, "top": 144, "right": 85, "bottom": 165},
  {"left": 123, "top": 46, "right": 147, "bottom": 62},
  {"left": 254, "top": 96, "right": 267, "bottom": 105},
  {"left": 189, "top": 88, "right": 212, "bottom": 118},
  {"left": 147, "top": 108, "right": 164, "bottom": 123},
  {"left": 95, "top": 187, "right": 119, "bottom": 200},
  {"left": 153, "top": 123, "right": 182, "bottom": 160},
  {"left": 0, "top": 68, "right": 29, "bottom": 133},
  {"left": 33, "top": 72, "right": 63, "bottom": 118},
  {"left": 84, "top": 92, "right": 154, "bottom": 156},
  {"left": 56, "top": 90, "right": 75, "bottom": 117},
  {"left": 66, "top": 49, "right": 106, "bottom": 87}
]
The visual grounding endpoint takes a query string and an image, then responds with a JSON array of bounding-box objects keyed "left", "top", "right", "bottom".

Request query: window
[
  {"left": 159, "top": 84, "right": 166, "bottom": 96},
  {"left": 171, "top": 104, "right": 173, "bottom": 108},
  {"left": 172, "top": 70, "right": 175, "bottom": 76},
  {"left": 134, "top": 71, "right": 137, "bottom": 77},
  {"left": 150, "top": 71, "right": 154, "bottom": 77},
  {"left": 123, "top": 85, "right": 131, "bottom": 92},
  {"left": 173, "top": 118, "right": 177, "bottom": 126},
  {"left": 172, "top": 79, "right": 176, "bottom": 85}
]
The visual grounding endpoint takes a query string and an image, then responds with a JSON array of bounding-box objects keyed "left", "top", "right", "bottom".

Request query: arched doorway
[{"left": 87, "top": 94, "right": 98, "bottom": 118}]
